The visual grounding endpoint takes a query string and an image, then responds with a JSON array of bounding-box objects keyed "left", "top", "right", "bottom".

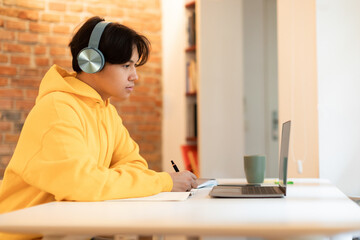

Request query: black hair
[{"left": 69, "top": 16, "right": 151, "bottom": 73}]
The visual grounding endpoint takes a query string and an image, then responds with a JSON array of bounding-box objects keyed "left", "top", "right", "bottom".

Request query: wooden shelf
[
  {"left": 186, "top": 92, "right": 197, "bottom": 97},
  {"left": 185, "top": 45, "right": 196, "bottom": 52},
  {"left": 185, "top": 0, "right": 198, "bottom": 165},
  {"left": 186, "top": 136, "right": 198, "bottom": 142},
  {"left": 185, "top": 1, "right": 195, "bottom": 9}
]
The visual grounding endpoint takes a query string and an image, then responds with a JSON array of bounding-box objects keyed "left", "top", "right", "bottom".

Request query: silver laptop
[{"left": 209, "top": 120, "right": 291, "bottom": 198}]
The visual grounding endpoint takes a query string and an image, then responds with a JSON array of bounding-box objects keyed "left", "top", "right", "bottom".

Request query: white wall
[
  {"left": 243, "top": 0, "right": 279, "bottom": 178},
  {"left": 243, "top": 0, "right": 266, "bottom": 163},
  {"left": 198, "top": 0, "right": 244, "bottom": 178},
  {"left": 161, "top": 0, "right": 187, "bottom": 173},
  {"left": 317, "top": 0, "right": 360, "bottom": 196}
]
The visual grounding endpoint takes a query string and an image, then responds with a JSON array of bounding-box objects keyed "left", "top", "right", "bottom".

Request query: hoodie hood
[{"left": 36, "top": 64, "right": 105, "bottom": 105}]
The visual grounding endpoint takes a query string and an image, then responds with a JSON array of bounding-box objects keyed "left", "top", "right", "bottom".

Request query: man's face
[{"left": 94, "top": 47, "right": 139, "bottom": 101}]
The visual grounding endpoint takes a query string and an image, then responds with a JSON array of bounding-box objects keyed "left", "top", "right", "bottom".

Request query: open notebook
[{"left": 106, "top": 178, "right": 217, "bottom": 202}]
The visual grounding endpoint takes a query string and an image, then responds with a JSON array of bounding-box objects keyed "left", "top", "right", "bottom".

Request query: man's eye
[{"left": 124, "top": 64, "right": 130, "bottom": 68}]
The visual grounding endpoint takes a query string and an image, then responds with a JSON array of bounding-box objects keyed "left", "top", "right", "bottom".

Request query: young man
[{"left": 0, "top": 16, "right": 197, "bottom": 239}]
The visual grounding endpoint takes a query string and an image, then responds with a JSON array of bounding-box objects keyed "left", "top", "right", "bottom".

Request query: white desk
[{"left": 0, "top": 179, "right": 360, "bottom": 239}]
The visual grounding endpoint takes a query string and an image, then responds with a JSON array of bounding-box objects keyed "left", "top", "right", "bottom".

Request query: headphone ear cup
[{"left": 77, "top": 47, "right": 105, "bottom": 74}]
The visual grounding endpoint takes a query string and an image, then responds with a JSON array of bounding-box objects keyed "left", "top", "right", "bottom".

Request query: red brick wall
[{"left": 0, "top": 0, "right": 163, "bottom": 177}]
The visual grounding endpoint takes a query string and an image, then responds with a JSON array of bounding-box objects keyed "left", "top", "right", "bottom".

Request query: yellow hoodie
[{"left": 0, "top": 65, "right": 173, "bottom": 239}]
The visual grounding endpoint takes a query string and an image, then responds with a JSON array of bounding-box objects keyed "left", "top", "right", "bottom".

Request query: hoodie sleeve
[
  {"left": 20, "top": 94, "right": 172, "bottom": 201},
  {"left": 110, "top": 113, "right": 173, "bottom": 193}
]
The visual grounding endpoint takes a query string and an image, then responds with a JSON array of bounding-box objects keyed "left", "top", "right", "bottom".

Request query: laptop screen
[{"left": 278, "top": 121, "right": 291, "bottom": 192}]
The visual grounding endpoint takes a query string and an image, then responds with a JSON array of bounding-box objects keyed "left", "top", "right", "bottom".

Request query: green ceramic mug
[{"left": 244, "top": 155, "right": 266, "bottom": 184}]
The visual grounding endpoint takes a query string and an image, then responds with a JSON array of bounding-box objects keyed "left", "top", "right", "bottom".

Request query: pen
[{"left": 171, "top": 160, "right": 179, "bottom": 172}]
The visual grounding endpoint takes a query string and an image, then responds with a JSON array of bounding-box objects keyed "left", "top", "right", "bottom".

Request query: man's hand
[{"left": 169, "top": 171, "right": 198, "bottom": 192}]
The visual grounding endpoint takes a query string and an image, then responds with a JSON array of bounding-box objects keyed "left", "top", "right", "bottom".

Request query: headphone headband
[{"left": 88, "top": 21, "right": 111, "bottom": 49}]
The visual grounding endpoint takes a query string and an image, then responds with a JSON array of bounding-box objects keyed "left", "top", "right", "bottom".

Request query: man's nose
[{"left": 130, "top": 68, "right": 138, "bottom": 81}]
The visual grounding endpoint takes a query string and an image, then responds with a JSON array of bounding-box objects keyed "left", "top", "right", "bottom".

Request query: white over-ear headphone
[{"left": 77, "top": 21, "right": 111, "bottom": 74}]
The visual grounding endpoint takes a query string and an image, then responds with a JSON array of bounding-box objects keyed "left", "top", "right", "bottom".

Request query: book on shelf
[
  {"left": 186, "top": 59, "right": 197, "bottom": 94},
  {"left": 181, "top": 144, "right": 199, "bottom": 177},
  {"left": 187, "top": 8, "right": 196, "bottom": 47},
  {"left": 186, "top": 98, "right": 197, "bottom": 139}
]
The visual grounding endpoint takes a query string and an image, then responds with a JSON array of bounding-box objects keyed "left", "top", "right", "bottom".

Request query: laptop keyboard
[{"left": 242, "top": 186, "right": 278, "bottom": 195}]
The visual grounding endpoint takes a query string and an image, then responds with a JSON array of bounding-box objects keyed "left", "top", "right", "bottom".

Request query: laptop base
[{"left": 209, "top": 185, "right": 285, "bottom": 198}]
